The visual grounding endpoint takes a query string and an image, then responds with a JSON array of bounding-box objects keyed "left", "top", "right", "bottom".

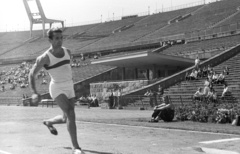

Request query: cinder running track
[{"left": 0, "top": 106, "right": 239, "bottom": 154}]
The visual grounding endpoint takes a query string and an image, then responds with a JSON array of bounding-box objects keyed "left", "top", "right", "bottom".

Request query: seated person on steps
[
  {"left": 221, "top": 83, "right": 229, "bottom": 100},
  {"left": 216, "top": 71, "right": 225, "bottom": 84},
  {"left": 199, "top": 80, "right": 211, "bottom": 101},
  {"left": 206, "top": 88, "right": 217, "bottom": 103},
  {"left": 193, "top": 87, "right": 202, "bottom": 101},
  {"left": 149, "top": 96, "right": 175, "bottom": 122}
]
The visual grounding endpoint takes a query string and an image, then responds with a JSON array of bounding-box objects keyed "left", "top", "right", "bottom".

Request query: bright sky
[{"left": 0, "top": 0, "right": 215, "bottom": 32}]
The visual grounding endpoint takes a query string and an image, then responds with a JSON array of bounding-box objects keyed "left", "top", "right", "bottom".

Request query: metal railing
[{"left": 0, "top": 97, "right": 22, "bottom": 106}]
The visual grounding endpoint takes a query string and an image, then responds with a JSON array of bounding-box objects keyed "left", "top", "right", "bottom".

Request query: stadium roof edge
[{"left": 91, "top": 50, "right": 194, "bottom": 68}]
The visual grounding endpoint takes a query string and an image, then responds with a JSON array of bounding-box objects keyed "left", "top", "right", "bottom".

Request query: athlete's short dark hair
[{"left": 47, "top": 28, "right": 62, "bottom": 40}]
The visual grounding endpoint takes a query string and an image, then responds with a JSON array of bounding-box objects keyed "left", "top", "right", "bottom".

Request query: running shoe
[{"left": 73, "top": 149, "right": 85, "bottom": 154}]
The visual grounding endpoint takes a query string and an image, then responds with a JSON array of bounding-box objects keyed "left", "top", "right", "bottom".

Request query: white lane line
[
  {"left": 78, "top": 121, "right": 240, "bottom": 136},
  {"left": 0, "top": 149, "right": 12, "bottom": 154},
  {"left": 200, "top": 147, "right": 240, "bottom": 154},
  {"left": 199, "top": 138, "right": 240, "bottom": 144}
]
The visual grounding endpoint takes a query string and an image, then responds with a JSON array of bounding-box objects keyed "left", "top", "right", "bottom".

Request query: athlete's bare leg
[
  {"left": 53, "top": 94, "right": 80, "bottom": 150},
  {"left": 43, "top": 112, "right": 67, "bottom": 125}
]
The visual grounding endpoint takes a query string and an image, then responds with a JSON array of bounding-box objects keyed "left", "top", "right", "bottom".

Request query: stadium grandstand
[{"left": 1, "top": 0, "right": 240, "bottom": 115}]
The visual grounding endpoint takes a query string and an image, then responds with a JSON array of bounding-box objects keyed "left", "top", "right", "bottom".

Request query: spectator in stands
[
  {"left": 78, "top": 95, "right": 87, "bottom": 103},
  {"left": 20, "top": 83, "right": 27, "bottom": 88},
  {"left": 197, "top": 67, "right": 203, "bottom": 78},
  {"left": 202, "top": 66, "right": 208, "bottom": 77},
  {"left": 212, "top": 88, "right": 218, "bottom": 103},
  {"left": 206, "top": 87, "right": 214, "bottom": 102},
  {"left": 152, "top": 90, "right": 158, "bottom": 106},
  {"left": 199, "top": 80, "right": 211, "bottom": 99},
  {"left": 22, "top": 94, "right": 26, "bottom": 99},
  {"left": 185, "top": 72, "right": 190, "bottom": 81},
  {"left": 81, "top": 53, "right": 85, "bottom": 61},
  {"left": 93, "top": 55, "right": 98, "bottom": 59},
  {"left": 216, "top": 71, "right": 225, "bottom": 84},
  {"left": 115, "top": 89, "right": 122, "bottom": 108},
  {"left": 108, "top": 91, "right": 115, "bottom": 109},
  {"left": 221, "top": 83, "right": 229, "bottom": 100},
  {"left": 1, "top": 85, "right": 5, "bottom": 92},
  {"left": 88, "top": 94, "right": 97, "bottom": 108},
  {"left": 9, "top": 84, "right": 15, "bottom": 90},
  {"left": 223, "top": 66, "right": 229, "bottom": 75},
  {"left": 189, "top": 69, "right": 198, "bottom": 80},
  {"left": 149, "top": 95, "right": 175, "bottom": 123},
  {"left": 207, "top": 65, "right": 213, "bottom": 75},
  {"left": 193, "top": 87, "right": 202, "bottom": 101},
  {"left": 207, "top": 72, "right": 213, "bottom": 83},
  {"left": 144, "top": 89, "right": 154, "bottom": 107},
  {"left": 212, "top": 71, "right": 219, "bottom": 84},
  {"left": 157, "top": 85, "right": 164, "bottom": 102},
  {"left": 91, "top": 94, "right": 99, "bottom": 107},
  {"left": 194, "top": 56, "right": 200, "bottom": 69}
]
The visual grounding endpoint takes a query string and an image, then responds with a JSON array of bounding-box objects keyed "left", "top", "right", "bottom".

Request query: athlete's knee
[{"left": 67, "top": 109, "right": 75, "bottom": 120}]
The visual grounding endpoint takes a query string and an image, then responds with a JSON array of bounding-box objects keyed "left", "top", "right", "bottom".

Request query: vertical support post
[
  {"left": 122, "top": 67, "right": 125, "bottom": 81},
  {"left": 146, "top": 69, "right": 150, "bottom": 80},
  {"left": 134, "top": 68, "right": 138, "bottom": 79}
]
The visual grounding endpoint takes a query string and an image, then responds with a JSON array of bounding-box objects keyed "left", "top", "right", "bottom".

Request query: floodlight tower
[{"left": 22, "top": 0, "right": 64, "bottom": 37}]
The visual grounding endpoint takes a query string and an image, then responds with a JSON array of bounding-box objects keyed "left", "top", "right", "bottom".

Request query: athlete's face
[{"left": 50, "top": 32, "right": 63, "bottom": 48}]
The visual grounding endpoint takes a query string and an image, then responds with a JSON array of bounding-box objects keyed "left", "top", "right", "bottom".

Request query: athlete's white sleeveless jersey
[{"left": 43, "top": 47, "right": 72, "bottom": 83}]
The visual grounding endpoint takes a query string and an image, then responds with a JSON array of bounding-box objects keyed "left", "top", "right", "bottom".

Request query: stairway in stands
[{"left": 164, "top": 51, "right": 240, "bottom": 105}]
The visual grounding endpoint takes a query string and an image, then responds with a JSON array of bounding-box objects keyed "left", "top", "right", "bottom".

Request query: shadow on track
[{"left": 64, "top": 147, "right": 114, "bottom": 154}]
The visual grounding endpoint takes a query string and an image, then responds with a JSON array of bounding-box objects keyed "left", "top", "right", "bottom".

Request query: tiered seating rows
[
  {"left": 0, "top": 30, "right": 42, "bottom": 45},
  {"left": 162, "top": 34, "right": 240, "bottom": 56},
  {"left": 165, "top": 52, "right": 240, "bottom": 104},
  {"left": 1, "top": 38, "right": 49, "bottom": 58},
  {"left": 85, "top": 16, "right": 145, "bottom": 36},
  {"left": 81, "top": 6, "right": 201, "bottom": 51},
  {"left": 141, "top": 0, "right": 240, "bottom": 40}
]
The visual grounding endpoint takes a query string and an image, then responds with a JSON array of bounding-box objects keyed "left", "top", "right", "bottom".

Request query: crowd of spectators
[
  {"left": 71, "top": 53, "right": 99, "bottom": 68},
  {"left": 191, "top": 64, "right": 230, "bottom": 103},
  {"left": 144, "top": 85, "right": 164, "bottom": 107},
  {"left": 78, "top": 94, "right": 99, "bottom": 108},
  {"left": 0, "top": 61, "right": 49, "bottom": 92}
]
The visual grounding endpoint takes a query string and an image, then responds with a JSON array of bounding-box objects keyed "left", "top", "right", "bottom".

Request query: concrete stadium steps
[
  {"left": 0, "top": 43, "right": 22, "bottom": 56},
  {"left": 84, "top": 16, "right": 145, "bottom": 36},
  {"left": 142, "top": 0, "right": 240, "bottom": 39},
  {"left": 165, "top": 52, "right": 240, "bottom": 105},
  {"left": 217, "top": 10, "right": 240, "bottom": 26},
  {"left": 80, "top": 6, "right": 201, "bottom": 51},
  {"left": 63, "top": 23, "right": 99, "bottom": 37},
  {"left": 0, "top": 30, "right": 42, "bottom": 45},
  {"left": 0, "top": 38, "right": 49, "bottom": 59},
  {"left": 161, "top": 34, "right": 240, "bottom": 57},
  {"left": 63, "top": 39, "right": 99, "bottom": 54},
  {"left": 135, "top": 5, "right": 203, "bottom": 42}
]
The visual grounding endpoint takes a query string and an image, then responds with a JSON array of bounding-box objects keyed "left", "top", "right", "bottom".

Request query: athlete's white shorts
[{"left": 49, "top": 80, "right": 75, "bottom": 100}]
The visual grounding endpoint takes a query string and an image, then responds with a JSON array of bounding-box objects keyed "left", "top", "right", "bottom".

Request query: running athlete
[{"left": 29, "top": 28, "right": 84, "bottom": 154}]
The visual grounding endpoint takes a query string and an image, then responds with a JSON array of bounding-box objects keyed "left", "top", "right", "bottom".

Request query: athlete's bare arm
[
  {"left": 29, "top": 54, "right": 50, "bottom": 94},
  {"left": 66, "top": 49, "right": 72, "bottom": 59}
]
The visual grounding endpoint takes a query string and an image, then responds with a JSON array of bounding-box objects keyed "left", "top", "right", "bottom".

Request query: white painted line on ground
[
  {"left": 0, "top": 149, "right": 12, "bottom": 154},
  {"left": 199, "top": 138, "right": 240, "bottom": 144},
  {"left": 78, "top": 121, "right": 240, "bottom": 136},
  {"left": 200, "top": 147, "right": 240, "bottom": 154}
]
